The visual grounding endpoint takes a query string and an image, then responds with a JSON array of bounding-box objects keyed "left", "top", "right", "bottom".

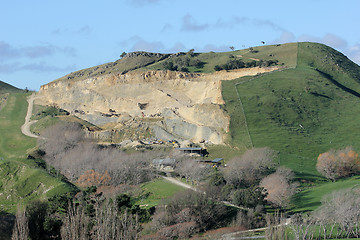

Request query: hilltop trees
[{"left": 316, "top": 147, "right": 360, "bottom": 181}]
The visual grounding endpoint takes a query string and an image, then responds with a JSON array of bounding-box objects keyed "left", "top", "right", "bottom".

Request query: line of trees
[
  {"left": 162, "top": 51, "right": 205, "bottom": 72},
  {"left": 11, "top": 188, "right": 150, "bottom": 240},
  {"left": 214, "top": 58, "right": 278, "bottom": 71}
]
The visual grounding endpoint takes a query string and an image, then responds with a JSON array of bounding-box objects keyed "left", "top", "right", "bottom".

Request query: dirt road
[
  {"left": 21, "top": 93, "right": 40, "bottom": 139},
  {"left": 162, "top": 176, "right": 197, "bottom": 191}
]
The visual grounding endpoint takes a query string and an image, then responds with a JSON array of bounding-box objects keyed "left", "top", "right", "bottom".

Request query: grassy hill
[
  {"left": 0, "top": 80, "right": 21, "bottom": 93},
  {"left": 221, "top": 42, "right": 360, "bottom": 210},
  {"left": 0, "top": 92, "right": 77, "bottom": 213},
  {"left": 33, "top": 42, "right": 360, "bottom": 213}
]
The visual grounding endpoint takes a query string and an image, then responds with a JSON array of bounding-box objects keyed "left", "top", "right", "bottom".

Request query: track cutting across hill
[{"left": 21, "top": 93, "right": 40, "bottom": 139}]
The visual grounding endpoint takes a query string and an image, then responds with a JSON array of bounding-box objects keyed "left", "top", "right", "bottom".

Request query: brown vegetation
[
  {"left": 316, "top": 146, "right": 360, "bottom": 181},
  {"left": 224, "top": 147, "right": 276, "bottom": 187},
  {"left": 39, "top": 122, "right": 157, "bottom": 186},
  {"left": 260, "top": 167, "right": 298, "bottom": 208}
]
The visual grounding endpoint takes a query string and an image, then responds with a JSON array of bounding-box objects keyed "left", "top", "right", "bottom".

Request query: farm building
[{"left": 176, "top": 147, "right": 208, "bottom": 157}]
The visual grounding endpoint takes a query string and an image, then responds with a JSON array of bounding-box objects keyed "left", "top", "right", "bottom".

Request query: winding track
[{"left": 21, "top": 93, "right": 40, "bottom": 139}]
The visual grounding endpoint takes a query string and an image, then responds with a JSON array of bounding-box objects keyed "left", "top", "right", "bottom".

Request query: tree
[
  {"left": 312, "top": 187, "right": 360, "bottom": 239},
  {"left": 60, "top": 202, "right": 89, "bottom": 240},
  {"left": 214, "top": 65, "right": 223, "bottom": 71},
  {"left": 224, "top": 147, "right": 276, "bottom": 187},
  {"left": 26, "top": 201, "right": 48, "bottom": 240},
  {"left": 187, "top": 48, "right": 195, "bottom": 57},
  {"left": 232, "top": 186, "right": 266, "bottom": 208},
  {"left": 176, "top": 159, "right": 211, "bottom": 185},
  {"left": 120, "top": 52, "right": 127, "bottom": 58},
  {"left": 162, "top": 61, "right": 177, "bottom": 71},
  {"left": 11, "top": 209, "right": 29, "bottom": 240},
  {"left": 316, "top": 147, "right": 360, "bottom": 181},
  {"left": 260, "top": 167, "right": 298, "bottom": 208},
  {"left": 151, "top": 190, "right": 229, "bottom": 238}
]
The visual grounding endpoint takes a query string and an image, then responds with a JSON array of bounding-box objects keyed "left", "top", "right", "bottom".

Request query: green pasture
[
  {"left": 137, "top": 178, "right": 185, "bottom": 207},
  {"left": 292, "top": 176, "right": 360, "bottom": 212},
  {"left": 0, "top": 93, "right": 76, "bottom": 213}
]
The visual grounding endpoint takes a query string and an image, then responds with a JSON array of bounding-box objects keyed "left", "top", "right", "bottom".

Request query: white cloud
[
  {"left": 298, "top": 33, "right": 348, "bottom": 49},
  {"left": 126, "top": 36, "right": 165, "bottom": 52},
  {"left": 181, "top": 14, "right": 209, "bottom": 32},
  {"left": 197, "top": 44, "right": 230, "bottom": 53},
  {"left": 160, "top": 23, "right": 173, "bottom": 33},
  {"left": 127, "top": 0, "right": 160, "bottom": 6},
  {"left": 167, "top": 42, "right": 187, "bottom": 53},
  {"left": 270, "top": 31, "right": 296, "bottom": 44},
  {"left": 0, "top": 41, "right": 77, "bottom": 62},
  {"left": 51, "top": 26, "right": 91, "bottom": 36},
  {"left": 0, "top": 62, "right": 76, "bottom": 74}
]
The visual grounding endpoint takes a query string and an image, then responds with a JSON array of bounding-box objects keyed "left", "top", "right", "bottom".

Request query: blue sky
[{"left": 1, "top": 0, "right": 360, "bottom": 90}]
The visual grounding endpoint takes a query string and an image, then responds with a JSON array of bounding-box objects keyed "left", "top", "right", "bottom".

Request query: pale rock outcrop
[{"left": 36, "top": 67, "right": 279, "bottom": 144}]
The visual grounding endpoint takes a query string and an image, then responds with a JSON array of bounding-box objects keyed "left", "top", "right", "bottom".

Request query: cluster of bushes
[
  {"left": 214, "top": 58, "right": 278, "bottom": 71},
  {"left": 33, "top": 106, "right": 69, "bottom": 120},
  {"left": 162, "top": 55, "right": 205, "bottom": 72},
  {"left": 316, "top": 146, "right": 360, "bottom": 181},
  {"left": 146, "top": 190, "right": 231, "bottom": 239}
]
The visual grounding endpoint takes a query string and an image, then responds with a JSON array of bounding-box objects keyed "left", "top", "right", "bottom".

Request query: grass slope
[
  {"left": 0, "top": 93, "right": 76, "bottom": 213},
  {"left": 50, "top": 53, "right": 169, "bottom": 85},
  {"left": 145, "top": 43, "right": 298, "bottom": 73},
  {"left": 0, "top": 80, "right": 21, "bottom": 93},
  {"left": 223, "top": 42, "right": 360, "bottom": 175},
  {"left": 137, "top": 178, "right": 185, "bottom": 208},
  {"left": 222, "top": 42, "right": 360, "bottom": 211}
]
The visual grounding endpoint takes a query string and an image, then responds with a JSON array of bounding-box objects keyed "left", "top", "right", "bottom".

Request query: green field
[
  {"left": 0, "top": 93, "right": 36, "bottom": 160},
  {"left": 0, "top": 93, "right": 76, "bottom": 213},
  {"left": 292, "top": 176, "right": 360, "bottom": 212},
  {"left": 137, "top": 178, "right": 185, "bottom": 207}
]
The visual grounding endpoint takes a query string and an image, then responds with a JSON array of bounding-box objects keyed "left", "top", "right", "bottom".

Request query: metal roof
[
  {"left": 176, "top": 147, "right": 203, "bottom": 151},
  {"left": 212, "top": 158, "right": 224, "bottom": 163}
]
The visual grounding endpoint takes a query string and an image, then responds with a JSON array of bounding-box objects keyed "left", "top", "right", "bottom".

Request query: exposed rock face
[{"left": 36, "top": 67, "right": 279, "bottom": 144}]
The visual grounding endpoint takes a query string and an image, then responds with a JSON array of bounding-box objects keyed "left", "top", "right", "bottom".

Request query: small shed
[
  {"left": 212, "top": 158, "right": 224, "bottom": 167},
  {"left": 176, "top": 147, "right": 207, "bottom": 157}
]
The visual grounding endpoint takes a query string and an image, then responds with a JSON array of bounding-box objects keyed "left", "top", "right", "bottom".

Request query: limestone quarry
[{"left": 36, "top": 66, "right": 280, "bottom": 144}]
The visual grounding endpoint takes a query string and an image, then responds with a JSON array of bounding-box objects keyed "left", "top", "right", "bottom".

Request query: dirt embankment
[{"left": 36, "top": 67, "right": 279, "bottom": 144}]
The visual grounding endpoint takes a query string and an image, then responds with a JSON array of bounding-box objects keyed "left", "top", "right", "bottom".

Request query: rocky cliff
[{"left": 36, "top": 67, "right": 280, "bottom": 144}]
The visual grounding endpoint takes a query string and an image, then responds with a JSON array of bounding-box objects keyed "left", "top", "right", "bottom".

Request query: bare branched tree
[
  {"left": 316, "top": 146, "right": 360, "bottom": 181},
  {"left": 39, "top": 122, "right": 156, "bottom": 186},
  {"left": 312, "top": 187, "right": 360, "bottom": 239},
  {"left": 224, "top": 147, "right": 276, "bottom": 187},
  {"left": 11, "top": 209, "right": 29, "bottom": 240},
  {"left": 60, "top": 202, "right": 89, "bottom": 240},
  {"left": 260, "top": 167, "right": 298, "bottom": 208},
  {"left": 176, "top": 159, "right": 211, "bottom": 185}
]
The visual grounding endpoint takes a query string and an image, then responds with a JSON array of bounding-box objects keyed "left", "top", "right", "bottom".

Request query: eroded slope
[{"left": 37, "top": 67, "right": 280, "bottom": 144}]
